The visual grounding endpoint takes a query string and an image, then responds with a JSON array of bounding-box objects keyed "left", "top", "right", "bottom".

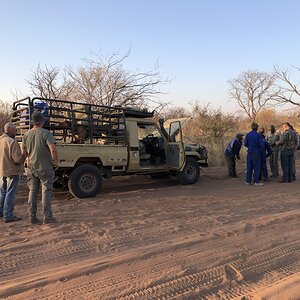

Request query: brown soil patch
[{"left": 0, "top": 162, "right": 299, "bottom": 299}]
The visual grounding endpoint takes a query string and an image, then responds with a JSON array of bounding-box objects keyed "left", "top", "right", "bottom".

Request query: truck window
[{"left": 137, "top": 123, "right": 165, "bottom": 167}]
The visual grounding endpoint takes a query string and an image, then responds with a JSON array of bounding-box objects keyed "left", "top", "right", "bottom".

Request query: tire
[
  {"left": 177, "top": 157, "right": 200, "bottom": 185},
  {"left": 68, "top": 164, "right": 103, "bottom": 198}
]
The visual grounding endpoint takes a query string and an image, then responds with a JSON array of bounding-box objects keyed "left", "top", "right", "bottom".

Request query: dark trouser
[
  {"left": 260, "top": 153, "right": 268, "bottom": 179},
  {"left": 280, "top": 149, "right": 294, "bottom": 182},
  {"left": 26, "top": 168, "right": 54, "bottom": 219},
  {"left": 269, "top": 149, "right": 279, "bottom": 177},
  {"left": 246, "top": 152, "right": 261, "bottom": 183},
  {"left": 293, "top": 150, "right": 296, "bottom": 180},
  {"left": 225, "top": 155, "right": 236, "bottom": 177}
]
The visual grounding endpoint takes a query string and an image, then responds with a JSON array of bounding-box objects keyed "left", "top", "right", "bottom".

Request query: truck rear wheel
[
  {"left": 177, "top": 157, "right": 200, "bottom": 185},
  {"left": 68, "top": 164, "right": 103, "bottom": 198}
]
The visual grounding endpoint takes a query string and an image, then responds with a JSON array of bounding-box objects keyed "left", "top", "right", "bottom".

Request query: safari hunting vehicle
[{"left": 12, "top": 97, "right": 208, "bottom": 198}]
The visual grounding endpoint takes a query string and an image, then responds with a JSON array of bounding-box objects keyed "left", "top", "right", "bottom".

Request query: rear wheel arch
[{"left": 74, "top": 157, "right": 103, "bottom": 167}]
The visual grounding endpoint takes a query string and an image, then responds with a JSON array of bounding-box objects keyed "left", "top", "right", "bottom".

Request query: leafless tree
[
  {"left": 27, "top": 50, "right": 169, "bottom": 110},
  {"left": 189, "top": 101, "right": 239, "bottom": 139},
  {"left": 274, "top": 66, "right": 300, "bottom": 107},
  {"left": 10, "top": 88, "right": 25, "bottom": 101},
  {"left": 229, "top": 70, "right": 280, "bottom": 121},
  {"left": 27, "top": 64, "right": 74, "bottom": 99},
  {"left": 160, "top": 106, "right": 190, "bottom": 119},
  {"left": 0, "top": 100, "right": 12, "bottom": 134}
]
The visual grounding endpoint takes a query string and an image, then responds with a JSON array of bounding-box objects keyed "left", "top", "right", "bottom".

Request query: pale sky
[{"left": 1, "top": 0, "right": 300, "bottom": 111}]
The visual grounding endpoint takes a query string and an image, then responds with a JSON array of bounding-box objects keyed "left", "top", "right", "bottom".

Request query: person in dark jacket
[
  {"left": 224, "top": 133, "right": 244, "bottom": 178},
  {"left": 244, "top": 122, "right": 264, "bottom": 186},
  {"left": 289, "top": 124, "right": 299, "bottom": 180},
  {"left": 259, "top": 128, "right": 272, "bottom": 181},
  {"left": 276, "top": 122, "right": 298, "bottom": 183}
]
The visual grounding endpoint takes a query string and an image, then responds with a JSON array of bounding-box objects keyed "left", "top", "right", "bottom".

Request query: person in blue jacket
[
  {"left": 224, "top": 133, "right": 244, "bottom": 178},
  {"left": 244, "top": 122, "right": 264, "bottom": 186},
  {"left": 258, "top": 128, "right": 272, "bottom": 181}
]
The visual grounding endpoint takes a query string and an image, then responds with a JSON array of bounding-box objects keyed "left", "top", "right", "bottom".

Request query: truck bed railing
[{"left": 11, "top": 97, "right": 149, "bottom": 145}]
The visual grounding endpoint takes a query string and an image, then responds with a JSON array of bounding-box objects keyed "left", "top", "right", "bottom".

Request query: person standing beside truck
[
  {"left": 224, "top": 133, "right": 244, "bottom": 178},
  {"left": 288, "top": 124, "right": 299, "bottom": 180},
  {"left": 0, "top": 123, "right": 25, "bottom": 223},
  {"left": 267, "top": 125, "right": 280, "bottom": 178},
  {"left": 244, "top": 122, "right": 264, "bottom": 186},
  {"left": 22, "top": 112, "right": 58, "bottom": 224},
  {"left": 275, "top": 122, "right": 298, "bottom": 183},
  {"left": 258, "top": 128, "right": 272, "bottom": 182}
]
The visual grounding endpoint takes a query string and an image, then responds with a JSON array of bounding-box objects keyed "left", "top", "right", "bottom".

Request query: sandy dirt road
[{"left": 0, "top": 164, "right": 299, "bottom": 300}]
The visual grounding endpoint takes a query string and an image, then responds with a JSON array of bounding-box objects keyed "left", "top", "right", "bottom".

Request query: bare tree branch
[
  {"left": 0, "top": 100, "right": 12, "bottom": 134},
  {"left": 27, "top": 64, "right": 74, "bottom": 99},
  {"left": 229, "top": 70, "right": 279, "bottom": 121},
  {"left": 27, "top": 50, "right": 169, "bottom": 110},
  {"left": 274, "top": 66, "right": 300, "bottom": 107},
  {"left": 189, "top": 101, "right": 239, "bottom": 138}
]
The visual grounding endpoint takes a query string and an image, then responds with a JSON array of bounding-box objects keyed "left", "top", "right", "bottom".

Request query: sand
[{"left": 0, "top": 162, "right": 299, "bottom": 300}]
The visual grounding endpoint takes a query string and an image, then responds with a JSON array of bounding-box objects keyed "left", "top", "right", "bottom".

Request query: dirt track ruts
[{"left": 0, "top": 165, "right": 299, "bottom": 299}]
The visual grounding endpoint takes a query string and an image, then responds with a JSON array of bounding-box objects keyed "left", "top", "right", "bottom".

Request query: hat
[
  {"left": 236, "top": 133, "right": 244, "bottom": 140},
  {"left": 31, "top": 111, "right": 46, "bottom": 125}
]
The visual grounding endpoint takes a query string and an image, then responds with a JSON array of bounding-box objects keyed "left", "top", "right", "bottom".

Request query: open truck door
[{"left": 166, "top": 121, "right": 185, "bottom": 170}]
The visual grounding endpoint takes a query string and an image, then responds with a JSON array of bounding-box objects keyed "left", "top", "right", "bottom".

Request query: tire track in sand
[
  {"left": 114, "top": 240, "right": 300, "bottom": 300},
  {"left": 32, "top": 239, "right": 300, "bottom": 300},
  {"left": 0, "top": 240, "right": 97, "bottom": 277}
]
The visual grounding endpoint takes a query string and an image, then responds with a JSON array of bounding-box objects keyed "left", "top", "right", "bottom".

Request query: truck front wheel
[
  {"left": 68, "top": 164, "right": 103, "bottom": 198},
  {"left": 177, "top": 157, "right": 200, "bottom": 185}
]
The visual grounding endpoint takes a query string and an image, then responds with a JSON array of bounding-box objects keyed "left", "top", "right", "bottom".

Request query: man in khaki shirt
[{"left": 0, "top": 122, "right": 25, "bottom": 223}]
